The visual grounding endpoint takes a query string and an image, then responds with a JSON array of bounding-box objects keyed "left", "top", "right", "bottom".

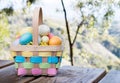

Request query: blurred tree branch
[
  {"left": 72, "top": 20, "right": 84, "bottom": 46},
  {"left": 61, "top": 0, "right": 73, "bottom": 65},
  {"left": 61, "top": 0, "right": 85, "bottom": 65},
  {"left": 61, "top": 0, "right": 119, "bottom": 66}
]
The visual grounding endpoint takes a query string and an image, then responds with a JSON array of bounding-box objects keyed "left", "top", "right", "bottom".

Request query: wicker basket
[{"left": 10, "top": 7, "right": 63, "bottom": 76}]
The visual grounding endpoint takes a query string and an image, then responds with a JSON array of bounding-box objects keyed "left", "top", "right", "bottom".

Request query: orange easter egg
[{"left": 49, "top": 36, "right": 62, "bottom": 45}]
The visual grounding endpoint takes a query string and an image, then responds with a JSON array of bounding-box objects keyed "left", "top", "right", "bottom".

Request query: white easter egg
[
  {"left": 41, "top": 36, "right": 49, "bottom": 43},
  {"left": 38, "top": 24, "right": 50, "bottom": 36}
]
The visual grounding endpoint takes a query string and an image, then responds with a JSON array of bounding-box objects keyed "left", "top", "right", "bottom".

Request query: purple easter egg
[{"left": 12, "top": 38, "right": 20, "bottom": 46}]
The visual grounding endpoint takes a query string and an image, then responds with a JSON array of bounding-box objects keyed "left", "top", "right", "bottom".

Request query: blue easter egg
[
  {"left": 19, "top": 32, "right": 32, "bottom": 45},
  {"left": 30, "top": 56, "right": 42, "bottom": 63},
  {"left": 15, "top": 56, "right": 25, "bottom": 63},
  {"left": 47, "top": 56, "right": 59, "bottom": 64}
]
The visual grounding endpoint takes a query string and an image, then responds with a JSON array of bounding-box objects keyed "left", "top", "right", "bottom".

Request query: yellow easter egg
[
  {"left": 40, "top": 42, "right": 48, "bottom": 46},
  {"left": 41, "top": 36, "right": 49, "bottom": 43},
  {"left": 49, "top": 36, "right": 62, "bottom": 45}
]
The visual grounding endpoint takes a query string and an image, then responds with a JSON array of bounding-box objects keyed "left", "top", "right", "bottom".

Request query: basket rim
[{"left": 10, "top": 45, "right": 64, "bottom": 51}]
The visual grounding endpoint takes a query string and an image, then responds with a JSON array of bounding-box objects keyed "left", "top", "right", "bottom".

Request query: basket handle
[{"left": 32, "top": 7, "right": 43, "bottom": 45}]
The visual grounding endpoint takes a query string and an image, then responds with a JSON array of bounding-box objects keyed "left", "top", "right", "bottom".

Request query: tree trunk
[
  {"left": 70, "top": 44, "right": 73, "bottom": 66},
  {"left": 61, "top": 0, "right": 73, "bottom": 65}
]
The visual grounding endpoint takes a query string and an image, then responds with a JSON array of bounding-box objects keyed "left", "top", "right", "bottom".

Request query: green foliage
[
  {"left": 0, "top": 0, "right": 36, "bottom": 15},
  {"left": 76, "top": 0, "right": 118, "bottom": 33},
  {"left": 0, "top": 14, "right": 10, "bottom": 51},
  {"left": 27, "top": 0, "right": 36, "bottom": 4},
  {"left": 27, "top": 0, "right": 36, "bottom": 6},
  {"left": 73, "top": 47, "right": 120, "bottom": 71},
  {"left": 0, "top": 0, "right": 36, "bottom": 59},
  {"left": 0, "top": 7, "right": 13, "bottom": 16},
  {"left": 104, "top": 9, "right": 114, "bottom": 19},
  {"left": 62, "top": 0, "right": 120, "bottom": 70},
  {"left": 77, "top": 2, "right": 83, "bottom": 8}
]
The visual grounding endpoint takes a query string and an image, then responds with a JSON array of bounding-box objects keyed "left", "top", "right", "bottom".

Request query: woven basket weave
[{"left": 10, "top": 7, "right": 63, "bottom": 76}]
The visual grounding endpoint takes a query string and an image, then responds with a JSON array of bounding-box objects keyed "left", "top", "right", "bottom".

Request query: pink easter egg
[
  {"left": 47, "top": 68, "right": 57, "bottom": 76},
  {"left": 12, "top": 38, "right": 20, "bottom": 46},
  {"left": 18, "top": 68, "right": 27, "bottom": 76},
  {"left": 32, "top": 68, "right": 42, "bottom": 75},
  {"left": 48, "top": 33, "right": 54, "bottom": 39}
]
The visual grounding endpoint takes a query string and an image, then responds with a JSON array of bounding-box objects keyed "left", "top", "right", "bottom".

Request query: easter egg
[
  {"left": 16, "top": 33, "right": 21, "bottom": 39},
  {"left": 12, "top": 38, "right": 20, "bottom": 46},
  {"left": 49, "top": 36, "right": 62, "bottom": 45},
  {"left": 48, "top": 33, "right": 54, "bottom": 39},
  {"left": 27, "top": 42, "right": 33, "bottom": 45},
  {"left": 19, "top": 27, "right": 32, "bottom": 36},
  {"left": 38, "top": 24, "right": 50, "bottom": 36},
  {"left": 19, "top": 32, "right": 33, "bottom": 45},
  {"left": 40, "top": 42, "right": 48, "bottom": 46},
  {"left": 41, "top": 36, "right": 49, "bottom": 43}
]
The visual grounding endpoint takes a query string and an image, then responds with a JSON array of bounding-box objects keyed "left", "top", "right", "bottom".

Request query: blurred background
[{"left": 0, "top": 0, "right": 120, "bottom": 71}]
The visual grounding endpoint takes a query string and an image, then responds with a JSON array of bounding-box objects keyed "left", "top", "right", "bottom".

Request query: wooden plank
[
  {"left": 99, "top": 70, "right": 120, "bottom": 83},
  {"left": 10, "top": 45, "right": 64, "bottom": 51},
  {"left": 81, "top": 68, "right": 106, "bottom": 83},
  {"left": 0, "top": 65, "right": 36, "bottom": 83},
  {"left": 30, "top": 66, "right": 106, "bottom": 83},
  {"left": 0, "top": 60, "right": 14, "bottom": 68}
]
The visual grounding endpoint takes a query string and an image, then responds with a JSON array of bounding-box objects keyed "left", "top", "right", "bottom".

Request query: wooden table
[
  {"left": 99, "top": 70, "right": 120, "bottom": 83},
  {"left": 0, "top": 60, "right": 107, "bottom": 83}
]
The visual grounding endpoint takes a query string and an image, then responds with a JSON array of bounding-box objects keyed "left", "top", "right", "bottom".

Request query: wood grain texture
[
  {"left": 0, "top": 60, "right": 14, "bottom": 69},
  {"left": 0, "top": 60, "right": 106, "bottom": 83},
  {"left": 32, "top": 7, "right": 43, "bottom": 45},
  {"left": 30, "top": 66, "right": 106, "bottom": 83},
  {"left": 99, "top": 70, "right": 120, "bottom": 83},
  {"left": 0, "top": 65, "right": 36, "bottom": 83},
  {"left": 10, "top": 45, "right": 63, "bottom": 51}
]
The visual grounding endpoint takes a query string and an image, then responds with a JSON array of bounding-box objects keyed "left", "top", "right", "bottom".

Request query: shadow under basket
[{"left": 10, "top": 7, "right": 64, "bottom": 76}]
